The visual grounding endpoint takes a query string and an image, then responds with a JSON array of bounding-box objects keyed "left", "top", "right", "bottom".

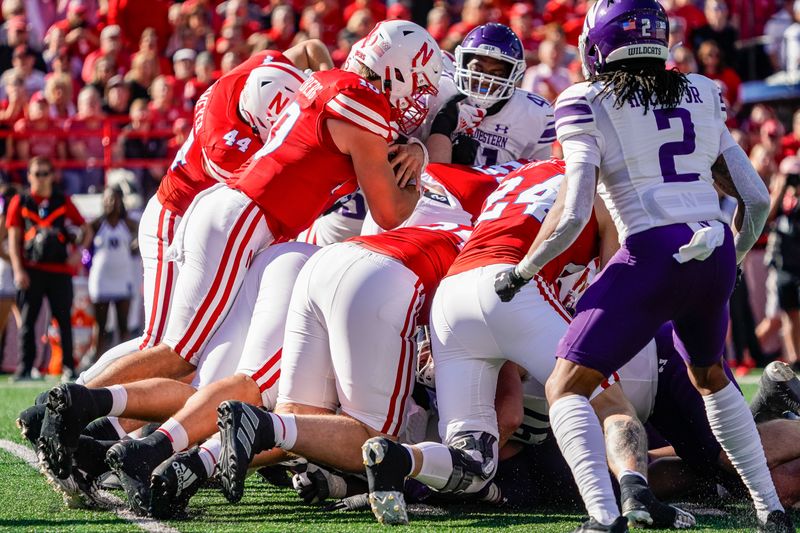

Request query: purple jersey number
[{"left": 654, "top": 108, "right": 699, "bottom": 183}]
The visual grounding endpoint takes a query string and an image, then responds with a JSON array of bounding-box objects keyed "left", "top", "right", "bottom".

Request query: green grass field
[{"left": 0, "top": 376, "right": 792, "bottom": 532}]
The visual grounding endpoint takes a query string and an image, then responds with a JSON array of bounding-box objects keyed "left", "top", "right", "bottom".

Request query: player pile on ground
[{"left": 14, "top": 7, "right": 800, "bottom": 533}]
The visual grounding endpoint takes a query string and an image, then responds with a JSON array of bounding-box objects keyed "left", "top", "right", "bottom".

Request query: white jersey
[
  {"left": 88, "top": 219, "right": 135, "bottom": 301},
  {"left": 413, "top": 62, "right": 459, "bottom": 142},
  {"left": 555, "top": 73, "right": 729, "bottom": 241},
  {"left": 296, "top": 191, "right": 367, "bottom": 246}
]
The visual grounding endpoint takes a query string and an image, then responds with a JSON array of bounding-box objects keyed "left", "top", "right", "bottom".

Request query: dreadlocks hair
[{"left": 589, "top": 59, "right": 690, "bottom": 114}]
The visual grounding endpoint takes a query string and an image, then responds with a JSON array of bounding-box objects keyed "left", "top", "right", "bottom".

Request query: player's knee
[
  {"left": 440, "top": 431, "right": 499, "bottom": 495},
  {"left": 688, "top": 361, "right": 729, "bottom": 394},
  {"left": 497, "top": 406, "right": 523, "bottom": 445}
]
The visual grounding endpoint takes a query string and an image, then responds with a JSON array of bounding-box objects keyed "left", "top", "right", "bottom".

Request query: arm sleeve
[
  {"left": 720, "top": 143, "right": 770, "bottom": 264},
  {"left": 429, "top": 96, "right": 462, "bottom": 137},
  {"left": 516, "top": 158, "right": 598, "bottom": 278}
]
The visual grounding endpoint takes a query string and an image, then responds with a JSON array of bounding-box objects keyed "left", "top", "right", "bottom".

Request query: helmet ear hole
[{"left": 394, "top": 68, "right": 405, "bottom": 83}]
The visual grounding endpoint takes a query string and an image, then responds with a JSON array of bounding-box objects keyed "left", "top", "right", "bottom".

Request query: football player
[
  {"left": 37, "top": 21, "right": 442, "bottom": 482},
  {"left": 426, "top": 23, "right": 555, "bottom": 166},
  {"left": 493, "top": 1, "right": 786, "bottom": 531}
]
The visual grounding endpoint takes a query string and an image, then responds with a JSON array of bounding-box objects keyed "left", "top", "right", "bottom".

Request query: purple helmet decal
[
  {"left": 455, "top": 23, "right": 526, "bottom": 107},
  {"left": 580, "top": 0, "right": 669, "bottom": 78}
]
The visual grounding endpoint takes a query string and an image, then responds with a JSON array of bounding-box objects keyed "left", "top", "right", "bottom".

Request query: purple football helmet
[
  {"left": 579, "top": 0, "right": 669, "bottom": 78},
  {"left": 455, "top": 23, "right": 526, "bottom": 107}
]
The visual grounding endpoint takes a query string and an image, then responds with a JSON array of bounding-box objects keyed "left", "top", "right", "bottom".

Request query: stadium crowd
[{"left": 4, "top": 1, "right": 800, "bottom": 531}]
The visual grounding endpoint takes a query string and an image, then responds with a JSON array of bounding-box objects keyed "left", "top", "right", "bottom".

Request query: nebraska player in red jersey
[
  {"left": 355, "top": 159, "right": 617, "bottom": 525},
  {"left": 213, "top": 222, "right": 472, "bottom": 503},
  {"left": 71, "top": 41, "right": 333, "bottom": 388}
]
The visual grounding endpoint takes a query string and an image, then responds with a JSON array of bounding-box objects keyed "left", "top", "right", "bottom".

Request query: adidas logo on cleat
[{"left": 173, "top": 462, "right": 198, "bottom": 497}]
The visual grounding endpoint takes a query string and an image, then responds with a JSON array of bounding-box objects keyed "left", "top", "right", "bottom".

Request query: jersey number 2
[{"left": 654, "top": 108, "right": 699, "bottom": 183}]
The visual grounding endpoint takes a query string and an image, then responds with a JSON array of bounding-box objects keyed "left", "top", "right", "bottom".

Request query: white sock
[
  {"left": 199, "top": 438, "right": 222, "bottom": 477},
  {"left": 157, "top": 418, "right": 190, "bottom": 453},
  {"left": 108, "top": 417, "right": 127, "bottom": 439},
  {"left": 618, "top": 469, "right": 647, "bottom": 482},
  {"left": 269, "top": 413, "right": 297, "bottom": 449},
  {"left": 550, "top": 395, "right": 620, "bottom": 526},
  {"left": 106, "top": 385, "right": 128, "bottom": 417},
  {"left": 405, "top": 442, "right": 452, "bottom": 490},
  {"left": 703, "top": 382, "right": 783, "bottom": 521}
]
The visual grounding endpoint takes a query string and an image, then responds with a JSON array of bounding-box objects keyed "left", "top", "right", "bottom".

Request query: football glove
[
  {"left": 453, "top": 102, "right": 486, "bottom": 136},
  {"left": 291, "top": 464, "right": 345, "bottom": 504},
  {"left": 494, "top": 267, "right": 529, "bottom": 302}
]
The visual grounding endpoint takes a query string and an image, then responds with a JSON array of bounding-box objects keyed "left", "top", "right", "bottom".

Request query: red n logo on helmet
[
  {"left": 269, "top": 92, "right": 289, "bottom": 116},
  {"left": 413, "top": 42, "right": 434, "bottom": 67}
]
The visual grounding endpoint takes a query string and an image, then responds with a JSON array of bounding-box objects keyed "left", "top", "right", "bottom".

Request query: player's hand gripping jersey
[
  {"left": 555, "top": 73, "right": 729, "bottom": 240},
  {"left": 231, "top": 70, "right": 395, "bottom": 241},
  {"left": 160, "top": 51, "right": 304, "bottom": 215},
  {"left": 449, "top": 159, "right": 599, "bottom": 286}
]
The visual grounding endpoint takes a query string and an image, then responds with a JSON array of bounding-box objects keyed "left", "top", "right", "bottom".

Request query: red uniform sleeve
[
  {"left": 324, "top": 83, "right": 395, "bottom": 142},
  {"left": 63, "top": 197, "right": 86, "bottom": 226},
  {"left": 5, "top": 195, "right": 21, "bottom": 229}
]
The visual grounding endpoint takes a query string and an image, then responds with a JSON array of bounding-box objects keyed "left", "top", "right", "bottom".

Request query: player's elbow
[{"left": 370, "top": 209, "right": 404, "bottom": 231}]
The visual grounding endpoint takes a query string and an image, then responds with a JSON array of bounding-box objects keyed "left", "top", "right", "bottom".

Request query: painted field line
[{"left": 0, "top": 439, "right": 180, "bottom": 533}]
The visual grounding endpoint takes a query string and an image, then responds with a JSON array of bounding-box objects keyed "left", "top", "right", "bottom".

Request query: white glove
[{"left": 454, "top": 102, "right": 486, "bottom": 135}]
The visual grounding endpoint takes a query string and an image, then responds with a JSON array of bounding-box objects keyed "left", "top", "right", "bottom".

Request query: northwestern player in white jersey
[
  {"left": 425, "top": 23, "right": 555, "bottom": 166},
  {"left": 493, "top": 1, "right": 788, "bottom": 531}
]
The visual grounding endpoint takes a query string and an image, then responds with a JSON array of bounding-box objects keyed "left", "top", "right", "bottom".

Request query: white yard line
[{"left": 0, "top": 439, "right": 180, "bottom": 533}]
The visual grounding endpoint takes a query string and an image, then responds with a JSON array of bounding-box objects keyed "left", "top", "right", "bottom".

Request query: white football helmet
[
  {"left": 238, "top": 60, "right": 307, "bottom": 142},
  {"left": 345, "top": 20, "right": 443, "bottom": 135}
]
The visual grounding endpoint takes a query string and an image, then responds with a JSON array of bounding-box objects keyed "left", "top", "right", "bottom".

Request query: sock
[
  {"left": 82, "top": 416, "right": 127, "bottom": 441},
  {"left": 703, "top": 382, "right": 784, "bottom": 522},
  {"left": 618, "top": 469, "right": 647, "bottom": 483},
  {"left": 550, "top": 394, "right": 620, "bottom": 526},
  {"left": 199, "top": 438, "right": 221, "bottom": 477},
  {"left": 105, "top": 385, "right": 127, "bottom": 417},
  {"left": 143, "top": 429, "right": 175, "bottom": 461},
  {"left": 405, "top": 442, "right": 452, "bottom": 490},
  {"left": 156, "top": 418, "right": 189, "bottom": 453},
  {"left": 269, "top": 413, "right": 297, "bottom": 449},
  {"left": 108, "top": 417, "right": 126, "bottom": 439}
]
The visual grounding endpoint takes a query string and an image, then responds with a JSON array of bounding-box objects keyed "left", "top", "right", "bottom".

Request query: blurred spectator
[
  {"left": 148, "top": 75, "right": 183, "bottom": 131},
  {"left": 172, "top": 48, "right": 196, "bottom": 109},
  {"left": 442, "top": 0, "right": 492, "bottom": 52},
  {"left": 183, "top": 51, "right": 215, "bottom": 107},
  {"left": 508, "top": 2, "right": 540, "bottom": 57},
  {"left": 216, "top": 19, "right": 249, "bottom": 61},
  {"left": 386, "top": 3, "right": 411, "bottom": 21},
  {"left": 0, "top": 45, "right": 45, "bottom": 101},
  {"left": 763, "top": 0, "right": 796, "bottom": 72},
  {"left": 102, "top": 75, "right": 131, "bottom": 120},
  {"left": 220, "top": 50, "right": 243, "bottom": 75},
  {"left": 49, "top": 0, "right": 99, "bottom": 61},
  {"left": 81, "top": 25, "right": 128, "bottom": 85},
  {"left": 766, "top": 156, "right": 800, "bottom": 371},
  {"left": 166, "top": 116, "right": 190, "bottom": 162},
  {"left": 521, "top": 38, "right": 570, "bottom": 101},
  {"left": 697, "top": 39, "right": 741, "bottom": 115},
  {"left": 0, "top": 73, "right": 26, "bottom": 178},
  {"left": 87, "top": 56, "right": 116, "bottom": 97},
  {"left": 0, "top": 16, "right": 44, "bottom": 74},
  {"left": 332, "top": 28, "right": 358, "bottom": 67},
  {"left": 87, "top": 186, "right": 137, "bottom": 362},
  {"left": 267, "top": 5, "right": 296, "bottom": 51},
  {"left": 115, "top": 98, "right": 167, "bottom": 197},
  {"left": 0, "top": 182, "right": 17, "bottom": 371},
  {"left": 346, "top": 8, "right": 374, "bottom": 39},
  {"left": 668, "top": 0, "right": 707, "bottom": 45},
  {"left": 294, "top": 7, "right": 325, "bottom": 45},
  {"left": 742, "top": 103, "right": 777, "bottom": 149},
  {"left": 43, "top": 73, "right": 75, "bottom": 121},
  {"left": 542, "top": 0, "right": 586, "bottom": 46},
  {"left": 63, "top": 86, "right": 106, "bottom": 194},
  {"left": 761, "top": 119, "right": 786, "bottom": 165},
  {"left": 314, "top": 0, "right": 345, "bottom": 46},
  {"left": 668, "top": 16, "right": 687, "bottom": 50},
  {"left": 670, "top": 45, "right": 699, "bottom": 73},
  {"left": 12, "top": 92, "right": 64, "bottom": 170},
  {"left": 125, "top": 52, "right": 159, "bottom": 103},
  {"left": 139, "top": 27, "right": 172, "bottom": 78},
  {"left": 781, "top": 109, "right": 800, "bottom": 159},
  {"left": 343, "top": 0, "right": 386, "bottom": 25},
  {"left": 6, "top": 155, "right": 92, "bottom": 381},
  {"left": 106, "top": 0, "right": 171, "bottom": 56},
  {"left": 783, "top": 2, "right": 800, "bottom": 75},
  {"left": 692, "top": 0, "right": 738, "bottom": 70},
  {"left": 426, "top": 5, "right": 450, "bottom": 43}
]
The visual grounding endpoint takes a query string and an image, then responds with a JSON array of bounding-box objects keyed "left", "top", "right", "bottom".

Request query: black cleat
[
  {"left": 572, "top": 517, "right": 629, "bottom": 532},
  {"left": 751, "top": 362, "right": 800, "bottom": 423},
  {"left": 620, "top": 474, "right": 695, "bottom": 528},
  {"left": 362, "top": 437, "right": 412, "bottom": 525},
  {"left": 217, "top": 401, "right": 274, "bottom": 503},
  {"left": 105, "top": 434, "right": 173, "bottom": 516},
  {"left": 43, "top": 436, "right": 114, "bottom": 509},
  {"left": 38, "top": 384, "right": 103, "bottom": 479},
  {"left": 150, "top": 447, "right": 209, "bottom": 519},
  {"left": 758, "top": 510, "right": 796, "bottom": 532},
  {"left": 17, "top": 404, "right": 46, "bottom": 446}
]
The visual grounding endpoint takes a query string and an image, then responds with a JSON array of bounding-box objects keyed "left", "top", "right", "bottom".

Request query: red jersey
[
  {"left": 425, "top": 160, "right": 530, "bottom": 222},
  {"left": 349, "top": 223, "right": 472, "bottom": 322},
  {"left": 157, "top": 51, "right": 299, "bottom": 215},
  {"left": 449, "top": 159, "right": 600, "bottom": 286},
  {"left": 232, "top": 70, "right": 394, "bottom": 241}
]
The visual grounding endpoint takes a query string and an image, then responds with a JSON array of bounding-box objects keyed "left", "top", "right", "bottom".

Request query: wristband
[{"left": 514, "top": 259, "right": 539, "bottom": 281}]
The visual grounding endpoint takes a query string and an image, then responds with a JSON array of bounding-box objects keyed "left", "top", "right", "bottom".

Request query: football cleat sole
[
  {"left": 105, "top": 444, "right": 150, "bottom": 516},
  {"left": 362, "top": 438, "right": 408, "bottom": 525}
]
